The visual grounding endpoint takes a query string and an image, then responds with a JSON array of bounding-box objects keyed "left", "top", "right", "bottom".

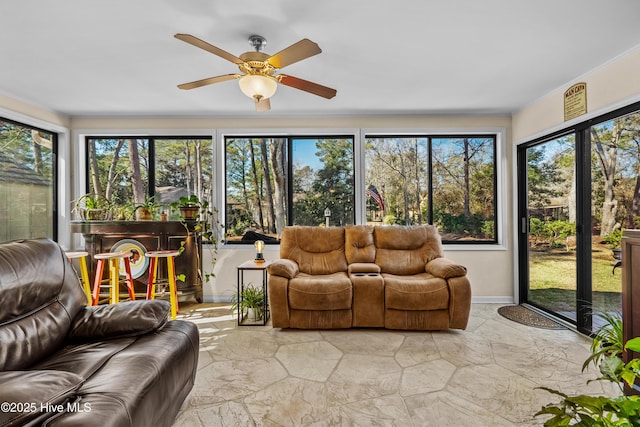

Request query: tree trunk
[
  {"left": 128, "top": 139, "right": 145, "bottom": 204},
  {"left": 104, "top": 139, "right": 126, "bottom": 201},
  {"left": 629, "top": 175, "right": 640, "bottom": 228},
  {"left": 463, "top": 139, "right": 471, "bottom": 217},
  {"left": 568, "top": 163, "right": 577, "bottom": 223},
  {"left": 413, "top": 138, "right": 423, "bottom": 224},
  {"left": 260, "top": 139, "right": 276, "bottom": 233},
  {"left": 88, "top": 140, "right": 103, "bottom": 197},
  {"left": 592, "top": 123, "right": 621, "bottom": 236},
  {"left": 249, "top": 140, "right": 265, "bottom": 232},
  {"left": 183, "top": 141, "right": 192, "bottom": 196},
  {"left": 270, "top": 139, "right": 287, "bottom": 237},
  {"left": 194, "top": 140, "right": 202, "bottom": 200},
  {"left": 30, "top": 131, "right": 49, "bottom": 174}
]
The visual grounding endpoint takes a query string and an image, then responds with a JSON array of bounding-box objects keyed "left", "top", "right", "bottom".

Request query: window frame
[
  {"left": 364, "top": 127, "right": 509, "bottom": 251},
  {"left": 0, "top": 115, "right": 59, "bottom": 242},
  {"left": 83, "top": 134, "right": 214, "bottom": 202},
  {"left": 222, "top": 133, "right": 357, "bottom": 244},
  {"left": 364, "top": 132, "right": 499, "bottom": 245}
]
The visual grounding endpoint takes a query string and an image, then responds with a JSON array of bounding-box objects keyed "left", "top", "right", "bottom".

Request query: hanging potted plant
[{"left": 171, "top": 195, "right": 202, "bottom": 220}]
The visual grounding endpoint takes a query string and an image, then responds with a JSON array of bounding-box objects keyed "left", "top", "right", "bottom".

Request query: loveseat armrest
[
  {"left": 68, "top": 300, "right": 170, "bottom": 342},
  {"left": 267, "top": 259, "right": 299, "bottom": 279},
  {"left": 425, "top": 257, "right": 467, "bottom": 279}
]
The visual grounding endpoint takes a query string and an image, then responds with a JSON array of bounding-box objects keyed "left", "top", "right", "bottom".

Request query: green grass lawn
[{"left": 528, "top": 242, "right": 621, "bottom": 314}]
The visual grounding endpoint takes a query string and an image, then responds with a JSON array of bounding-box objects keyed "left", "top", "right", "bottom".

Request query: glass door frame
[{"left": 517, "top": 100, "right": 640, "bottom": 336}]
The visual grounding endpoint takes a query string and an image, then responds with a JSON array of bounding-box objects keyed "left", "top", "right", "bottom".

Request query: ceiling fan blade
[
  {"left": 267, "top": 39, "right": 322, "bottom": 69},
  {"left": 175, "top": 34, "right": 244, "bottom": 65},
  {"left": 278, "top": 74, "right": 337, "bottom": 99},
  {"left": 177, "top": 74, "right": 240, "bottom": 90},
  {"left": 255, "top": 97, "right": 271, "bottom": 112}
]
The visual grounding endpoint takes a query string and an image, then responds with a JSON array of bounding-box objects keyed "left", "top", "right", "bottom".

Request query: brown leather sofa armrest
[
  {"left": 68, "top": 300, "right": 170, "bottom": 341},
  {"left": 425, "top": 257, "right": 467, "bottom": 279},
  {"left": 348, "top": 263, "right": 381, "bottom": 274},
  {"left": 267, "top": 259, "right": 299, "bottom": 279}
]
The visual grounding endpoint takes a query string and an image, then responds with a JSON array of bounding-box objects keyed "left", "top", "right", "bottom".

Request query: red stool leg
[
  {"left": 92, "top": 259, "right": 105, "bottom": 305},
  {"left": 122, "top": 257, "right": 135, "bottom": 301}
]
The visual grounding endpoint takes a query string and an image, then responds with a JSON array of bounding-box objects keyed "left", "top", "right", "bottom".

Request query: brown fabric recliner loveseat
[
  {"left": 0, "top": 238, "right": 199, "bottom": 427},
  {"left": 267, "top": 225, "right": 471, "bottom": 330}
]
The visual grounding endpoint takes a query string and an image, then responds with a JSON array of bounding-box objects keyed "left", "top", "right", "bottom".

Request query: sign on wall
[{"left": 564, "top": 82, "right": 587, "bottom": 121}]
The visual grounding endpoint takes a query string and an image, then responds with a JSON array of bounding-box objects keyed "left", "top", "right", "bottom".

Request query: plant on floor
[
  {"left": 535, "top": 312, "right": 640, "bottom": 426},
  {"left": 231, "top": 284, "right": 265, "bottom": 322}
]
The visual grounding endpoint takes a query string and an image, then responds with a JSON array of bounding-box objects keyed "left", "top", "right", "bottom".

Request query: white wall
[
  {"left": 512, "top": 45, "right": 640, "bottom": 143},
  {"left": 70, "top": 115, "right": 514, "bottom": 303},
  {"left": 0, "top": 93, "right": 514, "bottom": 303}
]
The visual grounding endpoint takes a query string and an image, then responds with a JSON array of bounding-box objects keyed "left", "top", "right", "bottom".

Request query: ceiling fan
[{"left": 175, "top": 33, "right": 337, "bottom": 112}]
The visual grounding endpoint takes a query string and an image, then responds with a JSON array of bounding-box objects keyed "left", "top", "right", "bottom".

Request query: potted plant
[
  {"left": 171, "top": 195, "right": 204, "bottom": 220},
  {"left": 73, "top": 193, "right": 111, "bottom": 221},
  {"left": 536, "top": 312, "right": 640, "bottom": 425},
  {"left": 231, "top": 284, "right": 265, "bottom": 323},
  {"left": 134, "top": 196, "right": 156, "bottom": 221}
]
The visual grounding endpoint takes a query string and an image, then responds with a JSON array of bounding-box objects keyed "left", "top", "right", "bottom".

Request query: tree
[{"left": 270, "top": 139, "right": 287, "bottom": 236}]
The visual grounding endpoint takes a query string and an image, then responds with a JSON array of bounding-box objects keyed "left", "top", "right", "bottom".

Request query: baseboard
[
  {"left": 202, "top": 295, "right": 515, "bottom": 304},
  {"left": 471, "top": 296, "right": 515, "bottom": 304}
]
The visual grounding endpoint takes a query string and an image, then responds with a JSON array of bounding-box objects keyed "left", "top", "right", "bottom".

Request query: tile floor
[{"left": 174, "top": 304, "right": 618, "bottom": 427}]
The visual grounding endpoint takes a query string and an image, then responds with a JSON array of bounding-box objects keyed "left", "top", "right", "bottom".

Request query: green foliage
[
  {"left": 437, "top": 213, "right": 486, "bottom": 237},
  {"left": 481, "top": 220, "right": 495, "bottom": 239},
  {"left": 603, "top": 229, "right": 623, "bottom": 249},
  {"left": 231, "top": 284, "right": 266, "bottom": 320},
  {"left": 529, "top": 218, "right": 576, "bottom": 248},
  {"left": 536, "top": 312, "right": 640, "bottom": 426}
]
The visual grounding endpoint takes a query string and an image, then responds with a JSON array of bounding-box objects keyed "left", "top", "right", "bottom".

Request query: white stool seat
[
  {"left": 66, "top": 250, "right": 89, "bottom": 259},
  {"left": 94, "top": 250, "right": 132, "bottom": 260},
  {"left": 146, "top": 250, "right": 180, "bottom": 258}
]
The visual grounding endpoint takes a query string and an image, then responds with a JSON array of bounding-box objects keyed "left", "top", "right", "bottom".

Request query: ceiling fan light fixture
[{"left": 238, "top": 74, "right": 278, "bottom": 100}]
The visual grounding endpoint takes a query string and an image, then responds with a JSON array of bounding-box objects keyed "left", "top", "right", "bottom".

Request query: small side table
[{"left": 236, "top": 260, "right": 272, "bottom": 326}]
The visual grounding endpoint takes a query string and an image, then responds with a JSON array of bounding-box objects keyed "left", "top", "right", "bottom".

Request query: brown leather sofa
[
  {"left": 267, "top": 225, "right": 471, "bottom": 330},
  {"left": 0, "top": 238, "right": 199, "bottom": 427}
]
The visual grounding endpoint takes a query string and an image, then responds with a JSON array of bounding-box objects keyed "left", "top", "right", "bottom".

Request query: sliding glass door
[
  {"left": 518, "top": 102, "right": 640, "bottom": 334},
  {"left": 523, "top": 135, "right": 578, "bottom": 322}
]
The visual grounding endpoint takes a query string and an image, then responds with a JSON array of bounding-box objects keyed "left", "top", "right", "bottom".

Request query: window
[
  {"left": 86, "top": 136, "right": 212, "bottom": 221},
  {"left": 0, "top": 117, "right": 56, "bottom": 241},
  {"left": 225, "top": 135, "right": 355, "bottom": 243},
  {"left": 365, "top": 135, "right": 497, "bottom": 243}
]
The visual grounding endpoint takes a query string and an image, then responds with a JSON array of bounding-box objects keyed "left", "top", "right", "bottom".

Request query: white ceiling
[{"left": 1, "top": 0, "right": 639, "bottom": 118}]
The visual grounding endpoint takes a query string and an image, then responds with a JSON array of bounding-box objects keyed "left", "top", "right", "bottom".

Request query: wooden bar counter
[{"left": 70, "top": 220, "right": 203, "bottom": 303}]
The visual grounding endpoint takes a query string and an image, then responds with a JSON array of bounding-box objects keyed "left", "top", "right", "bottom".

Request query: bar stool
[
  {"left": 92, "top": 250, "right": 136, "bottom": 305},
  {"left": 146, "top": 250, "right": 180, "bottom": 320},
  {"left": 66, "top": 251, "right": 92, "bottom": 305}
]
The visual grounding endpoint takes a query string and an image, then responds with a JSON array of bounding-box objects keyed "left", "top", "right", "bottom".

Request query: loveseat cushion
[
  {"left": 0, "top": 370, "right": 84, "bottom": 427},
  {"left": 374, "top": 225, "right": 443, "bottom": 275},
  {"left": 68, "top": 300, "right": 170, "bottom": 341},
  {"left": 280, "top": 226, "right": 348, "bottom": 275},
  {"left": 384, "top": 273, "right": 449, "bottom": 310},
  {"left": 0, "top": 239, "right": 86, "bottom": 370},
  {"left": 345, "top": 225, "right": 375, "bottom": 264},
  {"left": 289, "top": 273, "right": 352, "bottom": 310}
]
